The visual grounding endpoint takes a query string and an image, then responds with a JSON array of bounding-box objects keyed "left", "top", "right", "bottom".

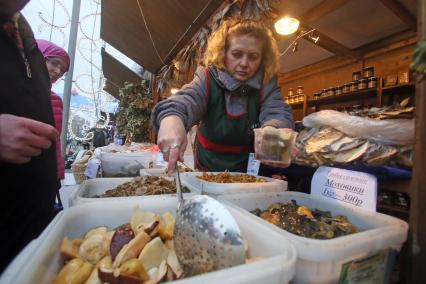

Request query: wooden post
[
  {"left": 408, "top": 0, "right": 426, "bottom": 282},
  {"left": 150, "top": 74, "right": 159, "bottom": 144}
]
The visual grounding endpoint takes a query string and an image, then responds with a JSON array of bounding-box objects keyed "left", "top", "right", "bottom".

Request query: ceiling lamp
[{"left": 274, "top": 17, "right": 300, "bottom": 35}]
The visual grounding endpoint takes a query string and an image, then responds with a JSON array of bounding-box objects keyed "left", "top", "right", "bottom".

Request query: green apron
[{"left": 194, "top": 68, "right": 261, "bottom": 172}]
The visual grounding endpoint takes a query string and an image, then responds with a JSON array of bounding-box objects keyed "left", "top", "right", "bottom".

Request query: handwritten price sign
[{"left": 311, "top": 166, "right": 377, "bottom": 212}]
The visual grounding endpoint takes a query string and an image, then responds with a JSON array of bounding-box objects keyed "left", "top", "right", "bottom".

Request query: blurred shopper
[
  {"left": 0, "top": 0, "right": 59, "bottom": 272},
  {"left": 37, "top": 39, "right": 70, "bottom": 212}
]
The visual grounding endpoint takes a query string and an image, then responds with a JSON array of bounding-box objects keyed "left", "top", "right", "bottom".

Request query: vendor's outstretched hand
[
  {"left": 157, "top": 115, "right": 188, "bottom": 175},
  {"left": 0, "top": 114, "right": 58, "bottom": 164}
]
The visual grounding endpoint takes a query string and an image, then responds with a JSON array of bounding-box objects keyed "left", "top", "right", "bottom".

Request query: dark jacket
[{"left": 0, "top": 15, "right": 57, "bottom": 272}]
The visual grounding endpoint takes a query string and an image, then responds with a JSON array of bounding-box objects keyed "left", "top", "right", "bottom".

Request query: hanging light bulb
[
  {"left": 274, "top": 17, "right": 300, "bottom": 35},
  {"left": 171, "top": 88, "right": 179, "bottom": 94}
]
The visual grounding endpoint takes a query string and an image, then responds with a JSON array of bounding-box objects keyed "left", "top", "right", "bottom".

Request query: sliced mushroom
[
  {"left": 138, "top": 237, "right": 169, "bottom": 271},
  {"left": 84, "top": 226, "right": 108, "bottom": 240},
  {"left": 110, "top": 224, "right": 135, "bottom": 261},
  {"left": 60, "top": 237, "right": 84, "bottom": 259},
  {"left": 53, "top": 258, "right": 93, "bottom": 284},
  {"left": 130, "top": 211, "right": 157, "bottom": 234},
  {"left": 158, "top": 213, "right": 175, "bottom": 241},
  {"left": 118, "top": 258, "right": 149, "bottom": 282},
  {"left": 97, "top": 267, "right": 142, "bottom": 284},
  {"left": 79, "top": 233, "right": 110, "bottom": 264},
  {"left": 85, "top": 256, "right": 112, "bottom": 284},
  {"left": 166, "top": 244, "right": 183, "bottom": 279},
  {"left": 113, "top": 231, "right": 151, "bottom": 268}
]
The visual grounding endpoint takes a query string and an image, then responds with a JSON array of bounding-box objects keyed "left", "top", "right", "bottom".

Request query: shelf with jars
[{"left": 284, "top": 86, "right": 306, "bottom": 108}]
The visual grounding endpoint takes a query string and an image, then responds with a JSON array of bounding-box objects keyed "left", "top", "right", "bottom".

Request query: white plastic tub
[
  {"left": 218, "top": 192, "right": 408, "bottom": 284},
  {"left": 180, "top": 172, "right": 287, "bottom": 196},
  {"left": 100, "top": 151, "right": 155, "bottom": 177},
  {"left": 68, "top": 177, "right": 200, "bottom": 207},
  {"left": 3, "top": 198, "right": 296, "bottom": 284}
]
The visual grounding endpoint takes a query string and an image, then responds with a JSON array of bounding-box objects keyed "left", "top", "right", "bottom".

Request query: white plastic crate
[
  {"left": 100, "top": 151, "right": 155, "bottom": 177},
  {"left": 218, "top": 191, "right": 408, "bottom": 284},
  {"left": 2, "top": 198, "right": 296, "bottom": 284},
  {"left": 180, "top": 172, "right": 287, "bottom": 196},
  {"left": 68, "top": 177, "right": 200, "bottom": 207}
]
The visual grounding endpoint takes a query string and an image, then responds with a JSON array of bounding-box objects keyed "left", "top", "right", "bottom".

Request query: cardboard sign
[
  {"left": 247, "top": 153, "right": 260, "bottom": 176},
  {"left": 84, "top": 158, "right": 100, "bottom": 179},
  {"left": 311, "top": 166, "right": 377, "bottom": 212}
]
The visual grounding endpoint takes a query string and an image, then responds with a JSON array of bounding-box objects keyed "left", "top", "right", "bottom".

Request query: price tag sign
[
  {"left": 247, "top": 153, "right": 260, "bottom": 176},
  {"left": 339, "top": 249, "right": 396, "bottom": 284},
  {"left": 311, "top": 166, "right": 377, "bottom": 212},
  {"left": 84, "top": 159, "right": 100, "bottom": 179}
]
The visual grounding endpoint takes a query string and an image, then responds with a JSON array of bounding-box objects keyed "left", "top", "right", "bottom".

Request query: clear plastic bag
[
  {"left": 302, "top": 110, "right": 414, "bottom": 146},
  {"left": 254, "top": 127, "right": 297, "bottom": 165}
]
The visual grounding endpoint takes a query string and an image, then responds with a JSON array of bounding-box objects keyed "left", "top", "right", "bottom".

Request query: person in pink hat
[{"left": 36, "top": 39, "right": 70, "bottom": 210}]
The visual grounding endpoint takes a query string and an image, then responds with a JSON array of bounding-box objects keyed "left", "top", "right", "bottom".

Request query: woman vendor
[{"left": 151, "top": 17, "right": 294, "bottom": 174}]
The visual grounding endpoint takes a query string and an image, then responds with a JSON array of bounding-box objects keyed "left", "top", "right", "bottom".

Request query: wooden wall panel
[{"left": 279, "top": 42, "right": 415, "bottom": 101}]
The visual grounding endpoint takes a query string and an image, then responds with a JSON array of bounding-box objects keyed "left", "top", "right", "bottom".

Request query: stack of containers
[
  {"left": 218, "top": 191, "right": 409, "bottom": 284},
  {"left": 1, "top": 198, "right": 297, "bottom": 284}
]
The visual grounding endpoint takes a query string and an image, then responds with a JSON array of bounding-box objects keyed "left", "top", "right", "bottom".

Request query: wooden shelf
[
  {"left": 307, "top": 88, "right": 377, "bottom": 107},
  {"left": 288, "top": 102, "right": 304, "bottom": 108},
  {"left": 377, "top": 204, "right": 409, "bottom": 215},
  {"left": 382, "top": 82, "right": 415, "bottom": 91}
]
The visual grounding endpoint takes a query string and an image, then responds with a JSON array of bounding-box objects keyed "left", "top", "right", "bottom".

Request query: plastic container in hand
[
  {"left": 2, "top": 198, "right": 296, "bottom": 284},
  {"left": 68, "top": 177, "right": 200, "bottom": 207},
  {"left": 254, "top": 127, "right": 297, "bottom": 165},
  {"left": 218, "top": 191, "right": 408, "bottom": 284},
  {"left": 180, "top": 172, "right": 287, "bottom": 197}
]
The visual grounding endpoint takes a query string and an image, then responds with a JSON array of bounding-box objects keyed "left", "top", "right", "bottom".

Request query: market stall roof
[
  {"left": 101, "top": 48, "right": 142, "bottom": 100},
  {"left": 101, "top": 0, "right": 223, "bottom": 74},
  {"left": 272, "top": 0, "right": 417, "bottom": 73}
]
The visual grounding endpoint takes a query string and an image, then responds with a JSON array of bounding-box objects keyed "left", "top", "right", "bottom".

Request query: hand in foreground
[
  {"left": 0, "top": 114, "right": 58, "bottom": 164},
  {"left": 157, "top": 115, "right": 188, "bottom": 175}
]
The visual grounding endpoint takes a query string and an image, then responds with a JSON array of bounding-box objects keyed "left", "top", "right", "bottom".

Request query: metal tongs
[{"left": 174, "top": 161, "right": 184, "bottom": 209}]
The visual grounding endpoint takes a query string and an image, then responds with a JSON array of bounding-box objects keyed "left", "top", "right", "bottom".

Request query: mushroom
[{"left": 113, "top": 231, "right": 151, "bottom": 268}]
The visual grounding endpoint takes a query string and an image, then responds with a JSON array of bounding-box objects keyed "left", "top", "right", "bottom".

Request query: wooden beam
[
  {"left": 301, "top": 0, "right": 352, "bottom": 24},
  {"left": 278, "top": 30, "right": 416, "bottom": 84},
  {"left": 300, "top": 24, "right": 363, "bottom": 60},
  {"left": 379, "top": 0, "right": 417, "bottom": 31}
]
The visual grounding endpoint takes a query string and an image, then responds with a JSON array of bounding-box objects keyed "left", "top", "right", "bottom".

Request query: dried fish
[
  {"left": 305, "top": 127, "right": 343, "bottom": 154},
  {"left": 323, "top": 141, "right": 369, "bottom": 164}
]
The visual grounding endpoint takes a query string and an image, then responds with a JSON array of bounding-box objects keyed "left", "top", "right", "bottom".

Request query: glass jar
[
  {"left": 288, "top": 88, "right": 295, "bottom": 97},
  {"left": 358, "top": 79, "right": 367, "bottom": 90},
  {"left": 313, "top": 92, "right": 320, "bottom": 100},
  {"left": 368, "top": 77, "right": 378, "bottom": 88},
  {"left": 363, "top": 66, "right": 374, "bottom": 78},
  {"left": 335, "top": 86, "right": 342, "bottom": 95},
  {"left": 342, "top": 84, "right": 350, "bottom": 93},
  {"left": 321, "top": 89, "right": 328, "bottom": 98},
  {"left": 288, "top": 95, "right": 294, "bottom": 104},
  {"left": 352, "top": 71, "right": 362, "bottom": 81},
  {"left": 296, "top": 86, "right": 304, "bottom": 95},
  {"left": 327, "top": 87, "right": 335, "bottom": 97},
  {"left": 350, "top": 81, "right": 359, "bottom": 92}
]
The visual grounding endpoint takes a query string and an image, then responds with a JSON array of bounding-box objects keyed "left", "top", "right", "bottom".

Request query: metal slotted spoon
[{"left": 173, "top": 166, "right": 246, "bottom": 276}]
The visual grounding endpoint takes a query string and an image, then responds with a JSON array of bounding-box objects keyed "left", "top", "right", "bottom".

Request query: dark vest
[{"left": 194, "top": 68, "right": 261, "bottom": 172}]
